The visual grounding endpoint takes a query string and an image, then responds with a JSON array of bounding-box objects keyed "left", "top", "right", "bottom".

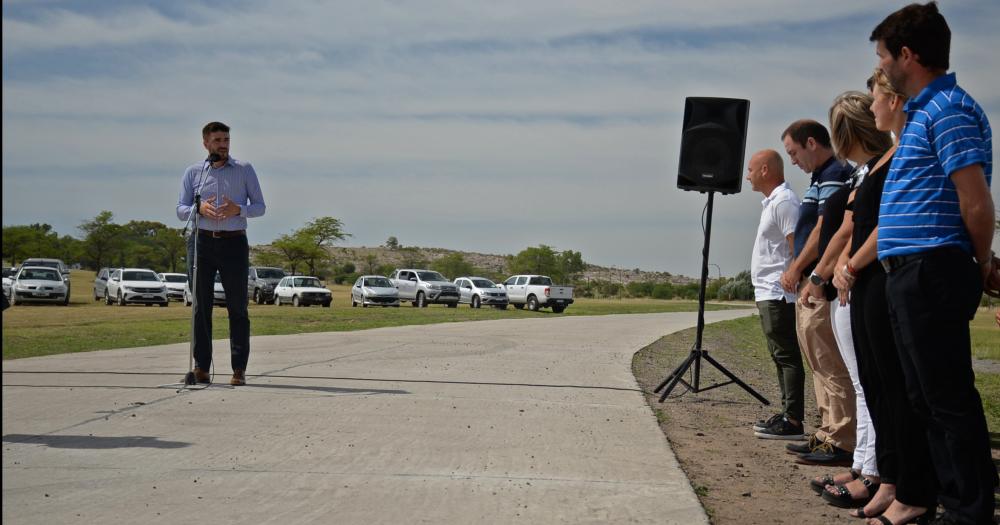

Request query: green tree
[
  {"left": 432, "top": 253, "right": 474, "bottom": 279},
  {"left": 384, "top": 236, "right": 400, "bottom": 250},
  {"left": 272, "top": 233, "right": 312, "bottom": 275},
  {"left": 299, "top": 217, "right": 350, "bottom": 276},
  {"left": 558, "top": 250, "right": 586, "bottom": 282},
  {"left": 3, "top": 224, "right": 60, "bottom": 266},
  {"left": 507, "top": 245, "right": 585, "bottom": 283},
  {"left": 717, "top": 270, "right": 753, "bottom": 300},
  {"left": 507, "top": 245, "right": 559, "bottom": 278},
  {"left": 78, "top": 211, "right": 122, "bottom": 270}
]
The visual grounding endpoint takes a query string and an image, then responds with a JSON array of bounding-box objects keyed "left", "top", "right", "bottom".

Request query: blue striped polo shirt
[{"left": 878, "top": 73, "right": 993, "bottom": 259}]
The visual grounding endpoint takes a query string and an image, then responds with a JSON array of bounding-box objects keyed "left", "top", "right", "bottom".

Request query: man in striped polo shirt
[
  {"left": 775, "top": 120, "right": 856, "bottom": 462},
  {"left": 871, "top": 3, "right": 997, "bottom": 524}
]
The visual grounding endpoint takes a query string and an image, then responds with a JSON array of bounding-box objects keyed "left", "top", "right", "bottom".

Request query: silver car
[
  {"left": 93, "top": 267, "right": 110, "bottom": 301},
  {"left": 454, "top": 276, "right": 508, "bottom": 309},
  {"left": 10, "top": 266, "right": 70, "bottom": 305},
  {"left": 351, "top": 275, "right": 400, "bottom": 307}
]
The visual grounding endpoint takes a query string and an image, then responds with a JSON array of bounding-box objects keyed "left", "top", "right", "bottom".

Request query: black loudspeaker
[{"left": 677, "top": 97, "right": 750, "bottom": 194}]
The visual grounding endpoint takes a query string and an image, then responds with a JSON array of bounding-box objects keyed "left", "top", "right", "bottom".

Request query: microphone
[{"left": 208, "top": 153, "right": 222, "bottom": 163}]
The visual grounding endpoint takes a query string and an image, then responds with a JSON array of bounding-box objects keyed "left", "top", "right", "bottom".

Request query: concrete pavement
[{"left": 3, "top": 310, "right": 752, "bottom": 524}]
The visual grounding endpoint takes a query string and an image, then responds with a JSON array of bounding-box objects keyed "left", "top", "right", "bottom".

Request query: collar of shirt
[
  {"left": 762, "top": 181, "right": 791, "bottom": 207},
  {"left": 810, "top": 156, "right": 839, "bottom": 185},
  {"left": 903, "top": 72, "right": 957, "bottom": 113}
]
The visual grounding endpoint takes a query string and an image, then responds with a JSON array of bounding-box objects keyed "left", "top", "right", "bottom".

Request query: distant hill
[{"left": 253, "top": 244, "right": 696, "bottom": 285}]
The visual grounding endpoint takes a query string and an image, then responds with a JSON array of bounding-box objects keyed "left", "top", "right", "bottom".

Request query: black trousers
[
  {"left": 852, "top": 265, "right": 932, "bottom": 490},
  {"left": 188, "top": 233, "right": 251, "bottom": 372},
  {"left": 885, "top": 247, "right": 997, "bottom": 523}
]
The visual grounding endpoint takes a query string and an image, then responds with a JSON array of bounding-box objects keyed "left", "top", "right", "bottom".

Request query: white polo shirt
[{"left": 751, "top": 181, "right": 800, "bottom": 302}]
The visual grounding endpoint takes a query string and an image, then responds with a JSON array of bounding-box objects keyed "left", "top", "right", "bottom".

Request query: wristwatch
[{"left": 808, "top": 272, "right": 826, "bottom": 286}]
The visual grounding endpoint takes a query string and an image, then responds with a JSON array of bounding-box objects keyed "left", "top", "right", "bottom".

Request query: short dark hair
[
  {"left": 781, "top": 119, "right": 831, "bottom": 149},
  {"left": 870, "top": 2, "right": 950, "bottom": 71},
  {"left": 202, "top": 121, "right": 230, "bottom": 138}
]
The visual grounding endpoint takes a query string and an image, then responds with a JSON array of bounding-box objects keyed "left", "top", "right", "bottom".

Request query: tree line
[{"left": 2, "top": 213, "right": 753, "bottom": 301}]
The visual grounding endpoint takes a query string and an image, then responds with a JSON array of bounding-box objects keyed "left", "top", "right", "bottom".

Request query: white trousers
[{"left": 830, "top": 300, "right": 877, "bottom": 476}]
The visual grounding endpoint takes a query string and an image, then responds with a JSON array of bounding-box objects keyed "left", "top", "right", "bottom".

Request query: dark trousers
[
  {"left": 756, "top": 299, "right": 805, "bottom": 422},
  {"left": 885, "top": 247, "right": 997, "bottom": 523},
  {"left": 851, "top": 266, "right": 932, "bottom": 489},
  {"left": 187, "top": 233, "right": 251, "bottom": 372}
]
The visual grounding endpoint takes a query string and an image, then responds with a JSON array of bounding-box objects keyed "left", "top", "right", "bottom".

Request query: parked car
[
  {"left": 20, "top": 258, "right": 71, "bottom": 298},
  {"left": 93, "top": 267, "right": 111, "bottom": 301},
  {"left": 184, "top": 272, "right": 226, "bottom": 306},
  {"left": 351, "top": 275, "right": 400, "bottom": 307},
  {"left": 2, "top": 266, "right": 15, "bottom": 300},
  {"left": 273, "top": 275, "right": 332, "bottom": 307},
  {"left": 157, "top": 272, "right": 188, "bottom": 301},
  {"left": 10, "top": 266, "right": 69, "bottom": 305},
  {"left": 501, "top": 275, "right": 574, "bottom": 313},
  {"left": 248, "top": 266, "right": 286, "bottom": 304},
  {"left": 389, "top": 269, "right": 460, "bottom": 307},
  {"left": 453, "top": 276, "right": 508, "bottom": 309},
  {"left": 106, "top": 268, "right": 168, "bottom": 307}
]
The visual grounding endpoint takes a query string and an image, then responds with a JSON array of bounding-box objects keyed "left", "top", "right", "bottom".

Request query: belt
[
  {"left": 879, "top": 246, "right": 969, "bottom": 274},
  {"left": 879, "top": 253, "right": 922, "bottom": 274},
  {"left": 198, "top": 229, "right": 246, "bottom": 238}
]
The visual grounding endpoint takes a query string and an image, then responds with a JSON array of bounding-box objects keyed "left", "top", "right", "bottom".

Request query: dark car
[{"left": 248, "top": 266, "right": 286, "bottom": 304}]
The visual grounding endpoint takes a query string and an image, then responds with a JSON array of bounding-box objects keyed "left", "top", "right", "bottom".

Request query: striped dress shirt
[
  {"left": 176, "top": 156, "right": 266, "bottom": 232},
  {"left": 878, "top": 73, "right": 993, "bottom": 259}
]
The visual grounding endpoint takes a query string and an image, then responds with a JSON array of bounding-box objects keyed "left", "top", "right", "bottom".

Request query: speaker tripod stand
[{"left": 653, "top": 191, "right": 770, "bottom": 404}]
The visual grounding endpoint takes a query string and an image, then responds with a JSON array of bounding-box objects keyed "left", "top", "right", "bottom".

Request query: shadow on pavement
[{"left": 3, "top": 434, "right": 190, "bottom": 449}]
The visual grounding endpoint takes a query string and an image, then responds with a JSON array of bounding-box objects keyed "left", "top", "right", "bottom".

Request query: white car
[
  {"left": 351, "top": 275, "right": 400, "bottom": 307},
  {"left": 454, "top": 276, "right": 508, "bottom": 309},
  {"left": 2, "top": 266, "right": 15, "bottom": 300},
  {"left": 274, "top": 276, "right": 332, "bottom": 307},
  {"left": 106, "top": 268, "right": 168, "bottom": 306},
  {"left": 157, "top": 272, "right": 188, "bottom": 301},
  {"left": 184, "top": 272, "right": 226, "bottom": 306},
  {"left": 10, "top": 266, "right": 69, "bottom": 306}
]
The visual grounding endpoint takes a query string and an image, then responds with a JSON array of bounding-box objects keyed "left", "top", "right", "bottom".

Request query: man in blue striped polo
[{"left": 871, "top": 3, "right": 997, "bottom": 524}]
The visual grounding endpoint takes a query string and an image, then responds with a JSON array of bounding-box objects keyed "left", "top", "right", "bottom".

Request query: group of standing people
[{"left": 748, "top": 3, "right": 998, "bottom": 524}]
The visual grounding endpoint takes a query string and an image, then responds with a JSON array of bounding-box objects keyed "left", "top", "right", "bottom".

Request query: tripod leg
[
  {"left": 654, "top": 350, "right": 697, "bottom": 393},
  {"left": 701, "top": 352, "right": 770, "bottom": 405},
  {"left": 657, "top": 351, "right": 699, "bottom": 402}
]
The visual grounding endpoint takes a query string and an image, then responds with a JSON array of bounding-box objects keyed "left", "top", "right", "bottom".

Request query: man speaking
[{"left": 176, "top": 121, "right": 266, "bottom": 386}]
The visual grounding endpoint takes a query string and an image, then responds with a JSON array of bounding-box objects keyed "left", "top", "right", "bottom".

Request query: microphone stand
[
  {"left": 183, "top": 192, "right": 202, "bottom": 385},
  {"left": 181, "top": 160, "right": 213, "bottom": 386}
]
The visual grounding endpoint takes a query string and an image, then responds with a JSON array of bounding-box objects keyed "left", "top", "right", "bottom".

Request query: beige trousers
[{"left": 795, "top": 290, "right": 856, "bottom": 451}]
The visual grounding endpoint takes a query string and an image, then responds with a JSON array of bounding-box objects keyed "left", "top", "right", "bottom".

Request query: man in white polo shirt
[{"left": 747, "top": 149, "right": 806, "bottom": 440}]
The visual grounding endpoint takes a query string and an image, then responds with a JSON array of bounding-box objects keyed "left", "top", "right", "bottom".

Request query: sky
[{"left": 3, "top": 0, "right": 999, "bottom": 278}]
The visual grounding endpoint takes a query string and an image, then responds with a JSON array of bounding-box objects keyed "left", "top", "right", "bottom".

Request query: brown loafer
[
  {"left": 230, "top": 369, "right": 246, "bottom": 386},
  {"left": 193, "top": 367, "right": 211, "bottom": 384}
]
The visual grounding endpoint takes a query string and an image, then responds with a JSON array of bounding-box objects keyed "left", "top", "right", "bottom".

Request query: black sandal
[
  {"left": 810, "top": 469, "right": 859, "bottom": 494},
  {"left": 821, "top": 476, "right": 879, "bottom": 508},
  {"left": 872, "top": 509, "right": 934, "bottom": 524}
]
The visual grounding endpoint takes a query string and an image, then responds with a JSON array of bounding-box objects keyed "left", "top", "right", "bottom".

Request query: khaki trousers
[{"left": 795, "top": 291, "right": 856, "bottom": 451}]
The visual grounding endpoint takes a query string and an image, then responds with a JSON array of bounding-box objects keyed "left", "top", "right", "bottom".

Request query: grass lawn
[{"left": 2, "top": 270, "right": 748, "bottom": 360}]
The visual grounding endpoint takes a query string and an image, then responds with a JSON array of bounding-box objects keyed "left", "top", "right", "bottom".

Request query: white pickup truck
[{"left": 501, "top": 275, "right": 574, "bottom": 313}]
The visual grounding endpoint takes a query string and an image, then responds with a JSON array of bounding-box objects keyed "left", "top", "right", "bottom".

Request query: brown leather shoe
[
  {"left": 230, "top": 369, "right": 246, "bottom": 386},
  {"left": 193, "top": 367, "right": 211, "bottom": 384}
]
